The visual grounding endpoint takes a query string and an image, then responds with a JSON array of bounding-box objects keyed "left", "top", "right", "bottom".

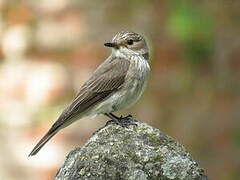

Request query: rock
[{"left": 55, "top": 118, "right": 208, "bottom": 180}]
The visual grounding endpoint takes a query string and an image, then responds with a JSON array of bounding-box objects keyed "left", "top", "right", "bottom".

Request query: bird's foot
[{"left": 105, "top": 114, "right": 137, "bottom": 128}]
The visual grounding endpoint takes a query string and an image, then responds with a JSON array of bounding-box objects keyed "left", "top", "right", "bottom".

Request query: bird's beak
[{"left": 104, "top": 42, "right": 116, "bottom": 48}]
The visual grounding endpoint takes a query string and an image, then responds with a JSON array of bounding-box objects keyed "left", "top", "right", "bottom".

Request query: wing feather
[
  {"left": 49, "top": 58, "right": 130, "bottom": 133},
  {"left": 29, "top": 58, "right": 130, "bottom": 156}
]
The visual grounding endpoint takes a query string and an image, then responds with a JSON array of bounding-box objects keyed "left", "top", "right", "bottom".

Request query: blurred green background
[{"left": 0, "top": 0, "right": 239, "bottom": 179}]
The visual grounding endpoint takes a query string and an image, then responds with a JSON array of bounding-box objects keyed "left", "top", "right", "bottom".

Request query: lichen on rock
[{"left": 55, "top": 118, "right": 208, "bottom": 180}]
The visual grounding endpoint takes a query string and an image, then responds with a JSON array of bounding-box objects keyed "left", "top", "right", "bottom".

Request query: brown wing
[
  {"left": 28, "top": 58, "right": 130, "bottom": 156},
  {"left": 51, "top": 57, "right": 130, "bottom": 132}
]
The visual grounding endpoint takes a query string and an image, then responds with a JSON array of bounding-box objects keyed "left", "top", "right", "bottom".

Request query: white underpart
[{"left": 86, "top": 47, "right": 150, "bottom": 117}]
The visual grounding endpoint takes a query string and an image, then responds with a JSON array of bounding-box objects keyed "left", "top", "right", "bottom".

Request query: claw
[{"left": 104, "top": 113, "right": 137, "bottom": 128}]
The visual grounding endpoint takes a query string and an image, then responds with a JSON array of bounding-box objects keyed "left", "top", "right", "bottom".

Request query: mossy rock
[{"left": 56, "top": 119, "right": 208, "bottom": 180}]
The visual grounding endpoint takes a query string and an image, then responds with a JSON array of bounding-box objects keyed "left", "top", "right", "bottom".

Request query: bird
[{"left": 29, "top": 31, "right": 150, "bottom": 156}]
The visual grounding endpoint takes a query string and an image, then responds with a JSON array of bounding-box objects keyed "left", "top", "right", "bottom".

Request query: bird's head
[{"left": 104, "top": 31, "right": 149, "bottom": 60}]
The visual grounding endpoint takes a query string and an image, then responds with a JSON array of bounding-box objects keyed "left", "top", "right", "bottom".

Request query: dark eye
[{"left": 127, "top": 39, "right": 134, "bottom": 45}]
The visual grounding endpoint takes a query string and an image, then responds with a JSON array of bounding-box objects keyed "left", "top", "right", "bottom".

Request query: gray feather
[{"left": 29, "top": 57, "right": 130, "bottom": 156}]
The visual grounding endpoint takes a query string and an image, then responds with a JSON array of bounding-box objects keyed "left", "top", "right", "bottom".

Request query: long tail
[{"left": 28, "top": 129, "right": 59, "bottom": 156}]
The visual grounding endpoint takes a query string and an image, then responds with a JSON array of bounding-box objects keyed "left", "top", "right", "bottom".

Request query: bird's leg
[
  {"left": 93, "top": 114, "right": 136, "bottom": 135},
  {"left": 108, "top": 113, "right": 121, "bottom": 120},
  {"left": 104, "top": 113, "right": 121, "bottom": 125},
  {"left": 120, "top": 114, "right": 133, "bottom": 119},
  {"left": 104, "top": 113, "right": 137, "bottom": 127}
]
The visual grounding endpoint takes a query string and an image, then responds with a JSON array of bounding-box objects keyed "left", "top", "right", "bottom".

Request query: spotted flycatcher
[{"left": 29, "top": 31, "right": 150, "bottom": 156}]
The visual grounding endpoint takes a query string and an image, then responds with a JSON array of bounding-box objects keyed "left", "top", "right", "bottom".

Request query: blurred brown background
[{"left": 0, "top": 0, "right": 239, "bottom": 179}]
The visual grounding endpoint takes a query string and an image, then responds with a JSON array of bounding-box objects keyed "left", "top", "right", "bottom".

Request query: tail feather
[{"left": 28, "top": 130, "right": 58, "bottom": 156}]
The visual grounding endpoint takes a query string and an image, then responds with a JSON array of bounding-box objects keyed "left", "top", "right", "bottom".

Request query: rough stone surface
[{"left": 55, "top": 118, "right": 208, "bottom": 180}]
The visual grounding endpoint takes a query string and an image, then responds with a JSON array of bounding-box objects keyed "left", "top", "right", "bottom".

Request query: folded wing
[{"left": 29, "top": 58, "right": 130, "bottom": 156}]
